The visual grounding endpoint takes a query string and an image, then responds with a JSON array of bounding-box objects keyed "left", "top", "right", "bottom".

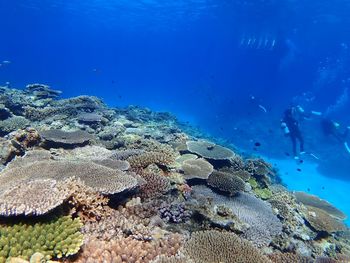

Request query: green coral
[
  {"left": 248, "top": 178, "right": 258, "bottom": 189},
  {"left": 254, "top": 188, "right": 273, "bottom": 200},
  {"left": 0, "top": 215, "right": 83, "bottom": 262}
]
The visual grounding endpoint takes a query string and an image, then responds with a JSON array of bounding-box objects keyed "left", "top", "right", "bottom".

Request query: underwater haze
[{"left": 1, "top": 0, "right": 350, "bottom": 259}]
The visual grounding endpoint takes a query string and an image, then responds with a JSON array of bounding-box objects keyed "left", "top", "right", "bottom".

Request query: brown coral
[
  {"left": 186, "top": 140, "right": 234, "bottom": 160},
  {"left": 305, "top": 206, "right": 347, "bottom": 233},
  {"left": 207, "top": 170, "right": 246, "bottom": 195},
  {"left": 268, "top": 252, "right": 314, "bottom": 263},
  {"left": 0, "top": 160, "right": 138, "bottom": 216},
  {"left": 184, "top": 230, "right": 272, "bottom": 263},
  {"left": 128, "top": 151, "right": 174, "bottom": 168},
  {"left": 0, "top": 179, "right": 72, "bottom": 216},
  {"left": 74, "top": 234, "right": 183, "bottom": 263},
  {"left": 294, "top": 191, "right": 347, "bottom": 220},
  {"left": 138, "top": 171, "right": 172, "bottom": 199},
  {"left": 181, "top": 158, "right": 213, "bottom": 180}
]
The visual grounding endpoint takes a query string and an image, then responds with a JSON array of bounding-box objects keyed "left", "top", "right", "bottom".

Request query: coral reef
[
  {"left": 181, "top": 158, "right": 213, "bottom": 179},
  {"left": 0, "top": 86, "right": 348, "bottom": 263},
  {"left": 294, "top": 191, "right": 347, "bottom": 220},
  {"left": 0, "top": 215, "right": 83, "bottom": 261},
  {"left": 186, "top": 140, "right": 234, "bottom": 160},
  {"left": 39, "top": 129, "right": 93, "bottom": 148},
  {"left": 183, "top": 230, "right": 272, "bottom": 263},
  {"left": 207, "top": 170, "right": 246, "bottom": 195}
]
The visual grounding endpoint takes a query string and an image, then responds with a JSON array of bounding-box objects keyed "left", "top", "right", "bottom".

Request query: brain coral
[
  {"left": 0, "top": 215, "right": 83, "bottom": 262},
  {"left": 207, "top": 170, "right": 246, "bottom": 195},
  {"left": 184, "top": 230, "right": 272, "bottom": 263},
  {"left": 181, "top": 158, "right": 213, "bottom": 180},
  {"left": 294, "top": 191, "right": 347, "bottom": 220},
  {"left": 186, "top": 140, "right": 234, "bottom": 160},
  {"left": 0, "top": 160, "right": 138, "bottom": 216}
]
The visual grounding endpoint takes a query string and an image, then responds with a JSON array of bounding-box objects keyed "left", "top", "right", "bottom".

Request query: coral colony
[{"left": 0, "top": 84, "right": 349, "bottom": 262}]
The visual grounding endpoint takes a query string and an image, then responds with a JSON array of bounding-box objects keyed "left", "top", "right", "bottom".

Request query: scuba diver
[
  {"left": 281, "top": 106, "right": 306, "bottom": 159},
  {"left": 320, "top": 118, "right": 350, "bottom": 154}
]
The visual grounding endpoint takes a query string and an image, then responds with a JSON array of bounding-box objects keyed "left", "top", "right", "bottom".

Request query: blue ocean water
[{"left": 1, "top": 0, "right": 350, "bottom": 217}]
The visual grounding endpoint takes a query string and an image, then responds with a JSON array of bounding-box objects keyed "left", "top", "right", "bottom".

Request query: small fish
[
  {"left": 258, "top": 104, "right": 267, "bottom": 113},
  {"left": 299, "top": 159, "right": 304, "bottom": 163},
  {"left": 307, "top": 188, "right": 310, "bottom": 192},
  {"left": 270, "top": 39, "right": 276, "bottom": 49},
  {"left": 322, "top": 186, "right": 325, "bottom": 190},
  {"left": 297, "top": 168, "right": 302, "bottom": 172},
  {"left": 285, "top": 152, "right": 290, "bottom": 156},
  {"left": 254, "top": 142, "right": 261, "bottom": 147},
  {"left": 2, "top": 60, "right": 11, "bottom": 64}
]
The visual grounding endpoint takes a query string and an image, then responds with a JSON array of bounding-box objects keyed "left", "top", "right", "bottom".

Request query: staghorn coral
[
  {"left": 181, "top": 158, "right": 213, "bottom": 180},
  {"left": 74, "top": 234, "right": 183, "bottom": 263},
  {"left": 127, "top": 151, "right": 175, "bottom": 168},
  {"left": 66, "top": 179, "right": 110, "bottom": 222},
  {"left": 186, "top": 140, "right": 234, "bottom": 160},
  {"left": 0, "top": 215, "right": 83, "bottom": 262},
  {"left": 207, "top": 170, "right": 246, "bottom": 196},
  {"left": 294, "top": 191, "right": 347, "bottom": 220},
  {"left": 305, "top": 206, "right": 347, "bottom": 233},
  {"left": 0, "top": 179, "right": 72, "bottom": 216},
  {"left": 268, "top": 252, "right": 314, "bottom": 263},
  {"left": 183, "top": 230, "right": 272, "bottom": 263},
  {"left": 39, "top": 129, "right": 93, "bottom": 148}
]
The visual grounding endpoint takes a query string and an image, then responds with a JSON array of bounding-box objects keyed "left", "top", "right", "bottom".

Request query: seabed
[{"left": 0, "top": 84, "right": 349, "bottom": 263}]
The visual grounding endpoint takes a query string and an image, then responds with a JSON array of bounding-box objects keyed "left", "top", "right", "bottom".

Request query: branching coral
[
  {"left": 127, "top": 151, "right": 175, "bottom": 168},
  {"left": 183, "top": 230, "right": 272, "bottom": 263},
  {"left": 0, "top": 215, "right": 83, "bottom": 262},
  {"left": 74, "top": 234, "right": 183, "bottom": 263}
]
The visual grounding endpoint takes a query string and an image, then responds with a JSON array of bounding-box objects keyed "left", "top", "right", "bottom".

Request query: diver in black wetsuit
[
  {"left": 321, "top": 118, "right": 350, "bottom": 142},
  {"left": 281, "top": 106, "right": 305, "bottom": 159}
]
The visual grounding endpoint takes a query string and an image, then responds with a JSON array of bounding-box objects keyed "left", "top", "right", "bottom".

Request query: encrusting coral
[{"left": 0, "top": 215, "right": 83, "bottom": 262}]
